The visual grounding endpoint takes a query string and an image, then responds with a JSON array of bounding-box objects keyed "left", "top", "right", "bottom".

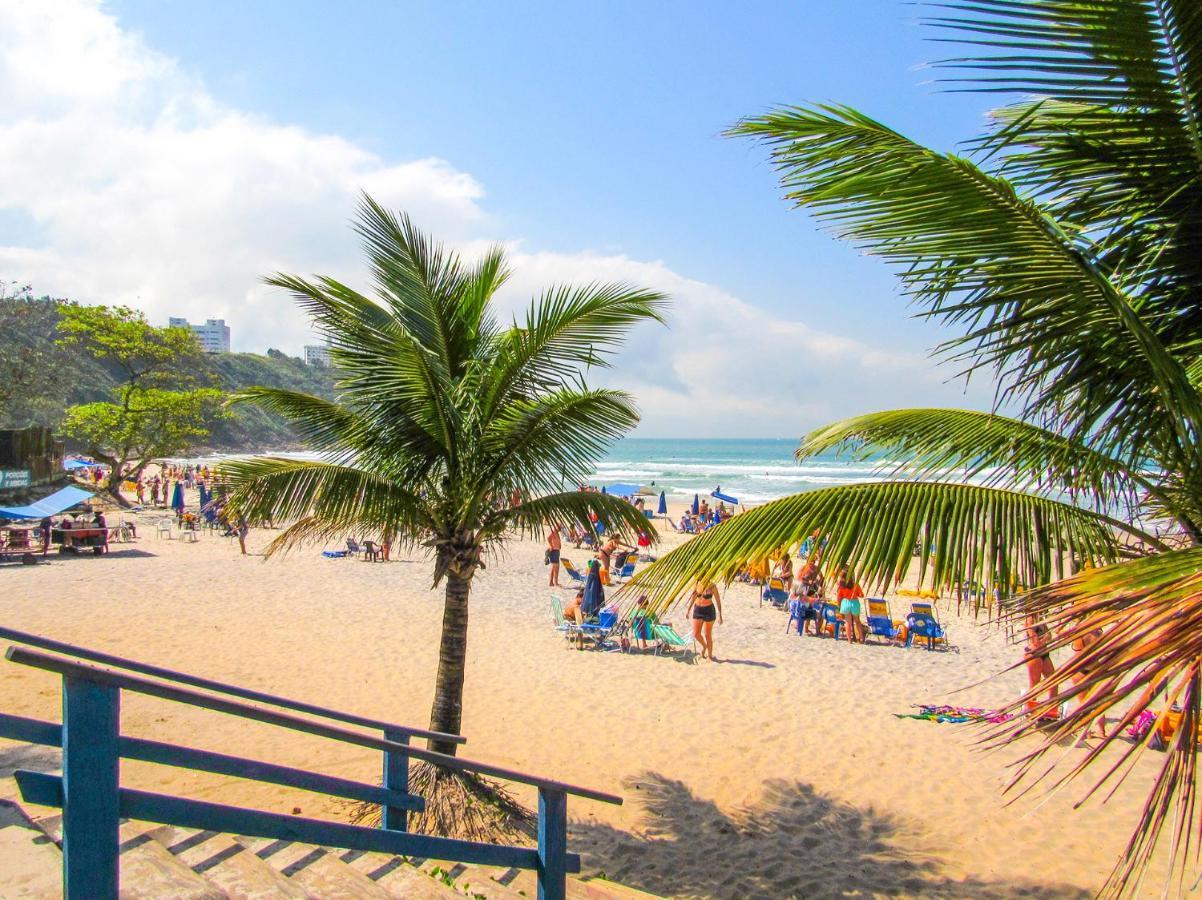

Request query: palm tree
[
  {"left": 631, "top": 1, "right": 1202, "bottom": 893},
  {"left": 220, "top": 195, "right": 666, "bottom": 834}
]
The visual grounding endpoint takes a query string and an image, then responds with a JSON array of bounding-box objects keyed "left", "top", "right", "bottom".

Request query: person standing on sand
[
  {"left": 1023, "top": 614, "right": 1058, "bottom": 718},
  {"left": 836, "top": 567, "right": 865, "bottom": 644},
  {"left": 237, "top": 517, "right": 249, "bottom": 555},
  {"left": 687, "top": 578, "right": 722, "bottom": 660},
  {"left": 546, "top": 525, "right": 562, "bottom": 586}
]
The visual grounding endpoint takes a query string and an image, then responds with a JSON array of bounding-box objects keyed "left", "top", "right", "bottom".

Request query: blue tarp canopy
[
  {"left": 0, "top": 486, "right": 95, "bottom": 520},
  {"left": 712, "top": 488, "right": 739, "bottom": 505},
  {"left": 63, "top": 459, "right": 92, "bottom": 471},
  {"left": 603, "top": 482, "right": 642, "bottom": 497}
]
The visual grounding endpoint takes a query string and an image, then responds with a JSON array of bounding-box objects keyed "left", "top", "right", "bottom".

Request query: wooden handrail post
[
  {"left": 382, "top": 729, "right": 410, "bottom": 832},
  {"left": 537, "top": 787, "right": 568, "bottom": 900},
  {"left": 62, "top": 676, "right": 120, "bottom": 900}
]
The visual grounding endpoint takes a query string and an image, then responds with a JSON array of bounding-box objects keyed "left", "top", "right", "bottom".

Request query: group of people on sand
[{"left": 1024, "top": 613, "right": 1106, "bottom": 740}]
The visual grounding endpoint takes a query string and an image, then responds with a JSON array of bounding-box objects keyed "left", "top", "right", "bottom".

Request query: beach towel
[
  {"left": 895, "top": 704, "right": 1014, "bottom": 725},
  {"left": 322, "top": 550, "right": 351, "bottom": 558}
]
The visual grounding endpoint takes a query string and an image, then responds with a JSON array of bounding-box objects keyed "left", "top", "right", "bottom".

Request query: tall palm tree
[
  {"left": 632, "top": 1, "right": 1202, "bottom": 892},
  {"left": 220, "top": 196, "right": 665, "bottom": 829}
]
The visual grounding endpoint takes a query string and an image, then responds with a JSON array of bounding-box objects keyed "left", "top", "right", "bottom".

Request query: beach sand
[{"left": 0, "top": 500, "right": 1175, "bottom": 897}]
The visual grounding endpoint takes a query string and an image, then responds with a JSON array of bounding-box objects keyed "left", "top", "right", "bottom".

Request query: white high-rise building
[
  {"left": 304, "top": 343, "right": 331, "bottom": 366},
  {"left": 169, "top": 317, "right": 231, "bottom": 353}
]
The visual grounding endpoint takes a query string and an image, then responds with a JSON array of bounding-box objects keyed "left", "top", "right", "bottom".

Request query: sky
[{"left": 0, "top": 1, "right": 1003, "bottom": 437}]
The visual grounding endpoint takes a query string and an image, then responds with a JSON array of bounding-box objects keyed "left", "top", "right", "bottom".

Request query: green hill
[{"left": 0, "top": 291, "right": 335, "bottom": 451}]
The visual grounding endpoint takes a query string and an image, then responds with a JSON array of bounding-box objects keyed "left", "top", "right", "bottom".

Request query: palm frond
[
  {"left": 728, "top": 104, "right": 1202, "bottom": 471},
  {"left": 987, "top": 548, "right": 1202, "bottom": 896},
  {"left": 482, "top": 282, "right": 667, "bottom": 418},
  {"left": 797, "top": 407, "right": 1148, "bottom": 511},
  {"left": 627, "top": 480, "right": 1120, "bottom": 615},
  {"left": 487, "top": 490, "right": 657, "bottom": 545},
  {"left": 477, "top": 388, "right": 642, "bottom": 500},
  {"left": 218, "top": 458, "right": 433, "bottom": 552}
]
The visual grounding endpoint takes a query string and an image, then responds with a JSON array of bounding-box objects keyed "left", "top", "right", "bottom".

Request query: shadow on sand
[{"left": 573, "top": 773, "right": 1089, "bottom": 899}]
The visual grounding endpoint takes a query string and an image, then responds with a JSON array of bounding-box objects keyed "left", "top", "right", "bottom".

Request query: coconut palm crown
[
  {"left": 630, "top": 1, "right": 1202, "bottom": 893},
  {"left": 221, "top": 196, "right": 666, "bottom": 757}
]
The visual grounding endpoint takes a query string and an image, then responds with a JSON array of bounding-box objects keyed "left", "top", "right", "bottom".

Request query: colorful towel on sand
[{"left": 895, "top": 704, "right": 1014, "bottom": 725}]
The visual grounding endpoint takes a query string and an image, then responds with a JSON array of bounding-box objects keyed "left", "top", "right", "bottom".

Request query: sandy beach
[{"left": 0, "top": 499, "right": 1174, "bottom": 898}]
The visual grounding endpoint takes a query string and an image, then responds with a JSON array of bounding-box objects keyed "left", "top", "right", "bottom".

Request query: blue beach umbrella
[
  {"left": 691, "top": 494, "right": 699, "bottom": 515},
  {"left": 582, "top": 560, "right": 605, "bottom": 618},
  {"left": 171, "top": 481, "right": 184, "bottom": 513},
  {"left": 657, "top": 490, "right": 667, "bottom": 515}
]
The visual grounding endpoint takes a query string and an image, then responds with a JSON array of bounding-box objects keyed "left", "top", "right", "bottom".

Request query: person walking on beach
[
  {"left": 836, "top": 567, "right": 865, "bottom": 644},
  {"left": 687, "top": 578, "right": 722, "bottom": 660},
  {"left": 1024, "top": 614, "right": 1058, "bottom": 719},
  {"left": 547, "top": 525, "right": 562, "bottom": 586}
]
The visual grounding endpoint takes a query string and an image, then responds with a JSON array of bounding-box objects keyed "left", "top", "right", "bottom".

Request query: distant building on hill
[
  {"left": 168, "top": 317, "right": 231, "bottom": 353},
  {"left": 303, "top": 344, "right": 331, "bottom": 366}
]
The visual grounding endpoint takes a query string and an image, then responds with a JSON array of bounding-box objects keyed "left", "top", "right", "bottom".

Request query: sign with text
[{"left": 0, "top": 470, "right": 32, "bottom": 489}]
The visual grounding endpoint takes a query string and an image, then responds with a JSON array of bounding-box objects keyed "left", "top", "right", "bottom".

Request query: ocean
[{"left": 590, "top": 438, "right": 877, "bottom": 506}]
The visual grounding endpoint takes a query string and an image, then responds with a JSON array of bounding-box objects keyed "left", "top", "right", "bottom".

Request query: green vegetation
[
  {"left": 55, "top": 304, "right": 224, "bottom": 504},
  {"left": 632, "top": 1, "right": 1202, "bottom": 892},
  {"left": 0, "top": 285, "right": 337, "bottom": 449},
  {"left": 221, "top": 196, "right": 665, "bottom": 837}
]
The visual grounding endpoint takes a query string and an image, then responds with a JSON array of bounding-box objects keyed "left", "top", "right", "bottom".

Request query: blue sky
[{"left": 0, "top": 1, "right": 1001, "bottom": 436}]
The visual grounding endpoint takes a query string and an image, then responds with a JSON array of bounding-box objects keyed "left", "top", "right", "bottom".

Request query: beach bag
[{"left": 544, "top": 549, "right": 552, "bottom": 565}]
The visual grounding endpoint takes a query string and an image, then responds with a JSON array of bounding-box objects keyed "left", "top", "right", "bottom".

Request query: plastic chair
[
  {"left": 821, "top": 603, "right": 844, "bottom": 640},
  {"left": 905, "top": 611, "right": 948, "bottom": 650},
  {"left": 155, "top": 520, "right": 173, "bottom": 540}
]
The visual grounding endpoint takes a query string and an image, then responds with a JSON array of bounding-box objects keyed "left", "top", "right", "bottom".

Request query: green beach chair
[{"left": 652, "top": 623, "right": 693, "bottom": 657}]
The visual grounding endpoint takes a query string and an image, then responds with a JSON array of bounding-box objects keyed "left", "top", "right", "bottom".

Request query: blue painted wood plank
[
  {"left": 62, "top": 677, "right": 119, "bottom": 900},
  {"left": 382, "top": 729, "right": 410, "bottom": 832},
  {"left": 0, "top": 627, "right": 464, "bottom": 744},
  {"left": 0, "top": 713, "right": 423, "bottom": 812},
  {"left": 14, "top": 771, "right": 580, "bottom": 873},
  {"left": 5, "top": 647, "right": 622, "bottom": 805},
  {"left": 538, "top": 788, "right": 569, "bottom": 900}
]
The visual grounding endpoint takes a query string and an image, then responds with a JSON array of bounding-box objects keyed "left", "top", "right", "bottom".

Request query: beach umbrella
[
  {"left": 171, "top": 481, "right": 184, "bottom": 514},
  {"left": 691, "top": 494, "right": 699, "bottom": 515},
  {"left": 198, "top": 483, "right": 210, "bottom": 510},
  {"left": 601, "top": 486, "right": 607, "bottom": 494},
  {"left": 657, "top": 490, "right": 667, "bottom": 515}
]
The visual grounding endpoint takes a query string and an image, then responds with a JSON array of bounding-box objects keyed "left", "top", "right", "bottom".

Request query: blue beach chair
[
  {"left": 866, "top": 598, "right": 902, "bottom": 644},
  {"left": 761, "top": 577, "right": 789, "bottom": 609},
  {"left": 905, "top": 602, "right": 948, "bottom": 650},
  {"left": 821, "top": 602, "right": 844, "bottom": 640}
]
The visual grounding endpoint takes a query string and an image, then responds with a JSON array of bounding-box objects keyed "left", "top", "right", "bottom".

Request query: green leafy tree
[
  {"left": 62, "top": 388, "right": 225, "bottom": 495},
  {"left": 631, "top": 1, "right": 1202, "bottom": 892},
  {"left": 220, "top": 196, "right": 666, "bottom": 835},
  {"left": 0, "top": 283, "right": 70, "bottom": 427},
  {"left": 57, "top": 304, "right": 221, "bottom": 503}
]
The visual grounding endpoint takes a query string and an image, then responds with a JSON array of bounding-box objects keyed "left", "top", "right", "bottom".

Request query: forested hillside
[{"left": 0, "top": 290, "right": 335, "bottom": 450}]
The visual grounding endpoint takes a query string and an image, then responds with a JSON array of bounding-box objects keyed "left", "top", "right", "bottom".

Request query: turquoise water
[{"left": 589, "top": 438, "right": 877, "bottom": 505}]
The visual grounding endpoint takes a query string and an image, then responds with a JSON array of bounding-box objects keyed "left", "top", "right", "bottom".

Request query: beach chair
[
  {"left": 761, "top": 577, "right": 788, "bottom": 609},
  {"left": 550, "top": 595, "right": 580, "bottom": 646},
  {"left": 346, "top": 537, "right": 361, "bottom": 557},
  {"left": 866, "top": 598, "right": 902, "bottom": 644},
  {"left": 361, "top": 540, "right": 382, "bottom": 561},
  {"left": 786, "top": 598, "right": 806, "bottom": 635},
  {"left": 561, "top": 558, "right": 587, "bottom": 586},
  {"left": 652, "top": 623, "right": 693, "bottom": 657},
  {"left": 905, "top": 602, "right": 948, "bottom": 650},
  {"left": 611, "top": 555, "right": 636, "bottom": 583},
  {"left": 155, "top": 519, "right": 173, "bottom": 539},
  {"left": 821, "top": 602, "right": 844, "bottom": 640},
  {"left": 579, "top": 606, "right": 621, "bottom": 650}
]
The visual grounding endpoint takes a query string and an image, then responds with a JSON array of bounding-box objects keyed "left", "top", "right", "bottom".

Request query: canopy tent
[
  {"left": 62, "top": 459, "right": 92, "bottom": 472},
  {"left": 0, "top": 486, "right": 95, "bottom": 520},
  {"left": 603, "top": 482, "right": 642, "bottom": 498},
  {"left": 657, "top": 490, "right": 668, "bottom": 515},
  {"left": 711, "top": 487, "right": 739, "bottom": 506}
]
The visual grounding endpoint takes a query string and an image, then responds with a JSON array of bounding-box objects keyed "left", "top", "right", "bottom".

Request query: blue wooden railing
[{"left": 0, "top": 627, "right": 621, "bottom": 900}]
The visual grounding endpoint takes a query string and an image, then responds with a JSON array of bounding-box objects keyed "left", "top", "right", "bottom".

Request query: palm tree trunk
[{"left": 427, "top": 569, "right": 472, "bottom": 756}]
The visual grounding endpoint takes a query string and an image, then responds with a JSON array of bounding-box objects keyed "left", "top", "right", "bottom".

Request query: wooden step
[
  {"left": 0, "top": 796, "right": 62, "bottom": 898},
  {"left": 239, "top": 836, "right": 392, "bottom": 899},
  {"left": 336, "top": 849, "right": 462, "bottom": 898},
  {"left": 151, "top": 825, "right": 309, "bottom": 900}
]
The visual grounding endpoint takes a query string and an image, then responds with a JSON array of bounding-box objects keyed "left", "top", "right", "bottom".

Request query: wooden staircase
[{"left": 0, "top": 775, "right": 658, "bottom": 899}]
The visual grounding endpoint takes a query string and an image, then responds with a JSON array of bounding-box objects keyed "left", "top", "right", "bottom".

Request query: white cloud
[{"left": 0, "top": 0, "right": 984, "bottom": 437}]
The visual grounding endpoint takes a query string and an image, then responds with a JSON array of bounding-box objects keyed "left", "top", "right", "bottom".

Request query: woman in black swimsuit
[
  {"left": 687, "top": 579, "right": 723, "bottom": 660},
  {"left": 1023, "top": 614, "right": 1058, "bottom": 718}
]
